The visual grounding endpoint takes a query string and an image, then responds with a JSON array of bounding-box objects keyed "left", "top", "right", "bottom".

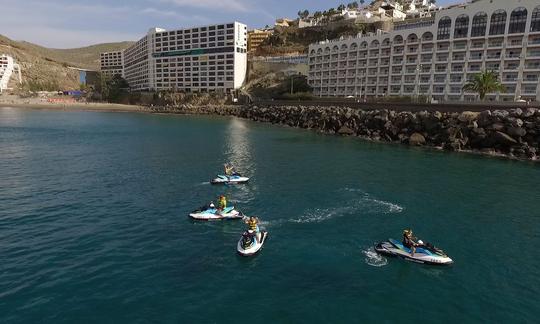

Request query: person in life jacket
[
  {"left": 245, "top": 216, "right": 261, "bottom": 242},
  {"left": 402, "top": 229, "right": 419, "bottom": 256},
  {"left": 218, "top": 195, "right": 227, "bottom": 211},
  {"left": 224, "top": 163, "right": 234, "bottom": 176}
]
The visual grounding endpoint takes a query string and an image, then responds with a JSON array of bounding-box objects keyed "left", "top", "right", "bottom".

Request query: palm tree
[{"left": 462, "top": 70, "right": 506, "bottom": 100}]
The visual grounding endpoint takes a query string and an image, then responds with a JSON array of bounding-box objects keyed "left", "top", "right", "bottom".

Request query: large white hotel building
[
  {"left": 103, "top": 22, "right": 248, "bottom": 93},
  {"left": 100, "top": 51, "right": 124, "bottom": 78},
  {"left": 308, "top": 0, "right": 540, "bottom": 102}
]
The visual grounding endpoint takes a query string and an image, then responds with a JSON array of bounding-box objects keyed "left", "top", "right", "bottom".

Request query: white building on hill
[
  {"left": 100, "top": 51, "right": 124, "bottom": 78},
  {"left": 308, "top": 0, "right": 540, "bottom": 102},
  {"left": 0, "top": 54, "right": 22, "bottom": 93},
  {"left": 116, "top": 22, "right": 248, "bottom": 93}
]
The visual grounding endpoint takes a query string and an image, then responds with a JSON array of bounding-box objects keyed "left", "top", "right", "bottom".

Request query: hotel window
[
  {"left": 509, "top": 8, "right": 527, "bottom": 33},
  {"left": 454, "top": 15, "right": 469, "bottom": 38},
  {"left": 489, "top": 10, "right": 507, "bottom": 35},
  {"left": 437, "top": 17, "right": 451, "bottom": 40},
  {"left": 531, "top": 6, "right": 540, "bottom": 32}
]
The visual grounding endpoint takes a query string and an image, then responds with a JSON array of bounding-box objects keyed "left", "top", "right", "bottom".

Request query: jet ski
[
  {"left": 189, "top": 206, "right": 243, "bottom": 221},
  {"left": 237, "top": 230, "right": 268, "bottom": 257},
  {"left": 211, "top": 173, "right": 249, "bottom": 185},
  {"left": 375, "top": 238, "right": 453, "bottom": 265}
]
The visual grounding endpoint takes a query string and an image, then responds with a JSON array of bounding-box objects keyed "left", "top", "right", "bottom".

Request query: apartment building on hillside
[
  {"left": 308, "top": 0, "right": 540, "bottom": 102},
  {"left": 0, "top": 54, "right": 22, "bottom": 93}
]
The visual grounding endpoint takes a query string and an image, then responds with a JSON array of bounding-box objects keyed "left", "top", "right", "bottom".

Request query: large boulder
[
  {"left": 477, "top": 110, "right": 493, "bottom": 127},
  {"left": 409, "top": 132, "right": 426, "bottom": 146},
  {"left": 337, "top": 125, "right": 355, "bottom": 136},
  {"left": 492, "top": 131, "right": 518, "bottom": 147},
  {"left": 458, "top": 111, "right": 480, "bottom": 123},
  {"left": 507, "top": 127, "right": 527, "bottom": 137},
  {"left": 523, "top": 108, "right": 537, "bottom": 118}
]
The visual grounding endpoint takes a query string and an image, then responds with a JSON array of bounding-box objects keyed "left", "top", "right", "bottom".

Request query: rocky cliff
[{"left": 148, "top": 104, "right": 540, "bottom": 161}]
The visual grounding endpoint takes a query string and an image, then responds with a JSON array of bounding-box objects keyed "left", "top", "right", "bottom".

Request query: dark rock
[
  {"left": 510, "top": 108, "right": 523, "bottom": 117},
  {"left": 492, "top": 131, "right": 518, "bottom": 146},
  {"left": 523, "top": 108, "right": 537, "bottom": 118},
  {"left": 507, "top": 127, "right": 526, "bottom": 137}
]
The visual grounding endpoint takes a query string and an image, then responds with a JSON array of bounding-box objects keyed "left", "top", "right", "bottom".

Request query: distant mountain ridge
[
  {"left": 0, "top": 34, "right": 134, "bottom": 70},
  {"left": 0, "top": 34, "right": 134, "bottom": 91}
]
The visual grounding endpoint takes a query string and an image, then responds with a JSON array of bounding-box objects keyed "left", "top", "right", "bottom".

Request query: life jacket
[
  {"left": 248, "top": 219, "right": 258, "bottom": 231},
  {"left": 219, "top": 197, "right": 227, "bottom": 208}
]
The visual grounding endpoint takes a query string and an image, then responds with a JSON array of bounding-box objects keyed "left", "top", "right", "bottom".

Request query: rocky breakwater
[
  {"left": 239, "top": 105, "right": 540, "bottom": 161},
  {"left": 147, "top": 104, "right": 540, "bottom": 161}
]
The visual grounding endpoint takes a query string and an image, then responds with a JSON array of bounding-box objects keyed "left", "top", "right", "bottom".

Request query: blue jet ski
[
  {"left": 211, "top": 173, "right": 249, "bottom": 185},
  {"left": 189, "top": 206, "right": 243, "bottom": 221},
  {"left": 375, "top": 238, "right": 453, "bottom": 265}
]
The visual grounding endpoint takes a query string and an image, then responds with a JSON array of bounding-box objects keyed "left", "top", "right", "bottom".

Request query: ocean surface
[{"left": 1, "top": 107, "right": 539, "bottom": 323}]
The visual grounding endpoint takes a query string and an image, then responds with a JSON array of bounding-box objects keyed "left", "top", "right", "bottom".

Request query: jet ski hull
[
  {"left": 375, "top": 239, "right": 453, "bottom": 266},
  {"left": 211, "top": 175, "right": 250, "bottom": 185},
  {"left": 237, "top": 231, "right": 268, "bottom": 257},
  {"left": 189, "top": 207, "right": 242, "bottom": 221}
]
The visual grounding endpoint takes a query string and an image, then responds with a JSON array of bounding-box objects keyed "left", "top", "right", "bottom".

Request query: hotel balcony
[
  {"left": 436, "top": 46, "right": 450, "bottom": 52},
  {"left": 522, "top": 88, "right": 539, "bottom": 95},
  {"left": 469, "top": 55, "right": 483, "bottom": 62},
  {"left": 488, "top": 42, "right": 503, "bottom": 49},
  {"left": 527, "top": 52, "right": 540, "bottom": 58},
  {"left": 470, "top": 43, "right": 485, "bottom": 49},
  {"left": 507, "top": 41, "right": 525, "bottom": 48},
  {"left": 486, "top": 54, "right": 501, "bottom": 60},
  {"left": 522, "top": 76, "right": 539, "bottom": 83}
]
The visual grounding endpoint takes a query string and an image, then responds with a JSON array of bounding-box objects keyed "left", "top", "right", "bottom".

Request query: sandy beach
[{"left": 0, "top": 96, "right": 145, "bottom": 113}]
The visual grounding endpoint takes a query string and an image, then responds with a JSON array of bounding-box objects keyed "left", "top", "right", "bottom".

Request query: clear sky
[{"left": 0, "top": 0, "right": 459, "bottom": 48}]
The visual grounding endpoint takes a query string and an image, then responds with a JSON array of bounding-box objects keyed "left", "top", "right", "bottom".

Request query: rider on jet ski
[
  {"left": 217, "top": 195, "right": 227, "bottom": 214},
  {"left": 245, "top": 216, "right": 261, "bottom": 243},
  {"left": 224, "top": 163, "right": 240, "bottom": 177},
  {"left": 403, "top": 229, "right": 422, "bottom": 256}
]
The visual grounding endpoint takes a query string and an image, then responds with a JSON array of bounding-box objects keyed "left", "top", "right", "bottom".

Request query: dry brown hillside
[{"left": 0, "top": 34, "right": 133, "bottom": 91}]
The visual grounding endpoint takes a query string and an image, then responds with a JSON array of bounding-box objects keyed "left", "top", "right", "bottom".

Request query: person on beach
[{"left": 403, "top": 229, "right": 420, "bottom": 256}]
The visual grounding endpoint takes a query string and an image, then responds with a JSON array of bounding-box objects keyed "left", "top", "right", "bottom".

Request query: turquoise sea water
[{"left": 1, "top": 107, "right": 539, "bottom": 323}]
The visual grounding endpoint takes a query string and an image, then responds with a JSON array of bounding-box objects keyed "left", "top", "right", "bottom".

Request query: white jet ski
[
  {"left": 189, "top": 206, "right": 243, "bottom": 221},
  {"left": 211, "top": 173, "right": 249, "bottom": 185},
  {"left": 237, "top": 230, "right": 268, "bottom": 257},
  {"left": 375, "top": 238, "right": 453, "bottom": 265}
]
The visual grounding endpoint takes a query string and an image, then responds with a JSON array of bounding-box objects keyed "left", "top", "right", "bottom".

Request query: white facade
[
  {"left": 99, "top": 51, "right": 124, "bottom": 78},
  {"left": 0, "top": 54, "right": 21, "bottom": 93},
  {"left": 308, "top": 0, "right": 540, "bottom": 102},
  {"left": 120, "top": 22, "right": 248, "bottom": 93}
]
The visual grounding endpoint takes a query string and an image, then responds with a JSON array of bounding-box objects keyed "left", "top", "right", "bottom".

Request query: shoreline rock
[{"left": 119, "top": 103, "right": 540, "bottom": 162}]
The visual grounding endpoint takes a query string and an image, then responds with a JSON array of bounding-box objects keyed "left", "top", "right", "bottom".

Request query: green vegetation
[
  {"left": 462, "top": 70, "right": 506, "bottom": 100},
  {"left": 248, "top": 74, "right": 313, "bottom": 100},
  {"left": 100, "top": 74, "right": 129, "bottom": 102},
  {"left": 257, "top": 23, "right": 366, "bottom": 55},
  {"left": 21, "top": 80, "right": 60, "bottom": 92}
]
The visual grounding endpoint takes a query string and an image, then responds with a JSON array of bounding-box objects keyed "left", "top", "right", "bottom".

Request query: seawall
[{"left": 148, "top": 104, "right": 540, "bottom": 162}]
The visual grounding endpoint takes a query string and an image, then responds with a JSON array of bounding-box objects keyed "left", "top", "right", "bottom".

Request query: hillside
[{"left": 0, "top": 34, "right": 133, "bottom": 91}]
